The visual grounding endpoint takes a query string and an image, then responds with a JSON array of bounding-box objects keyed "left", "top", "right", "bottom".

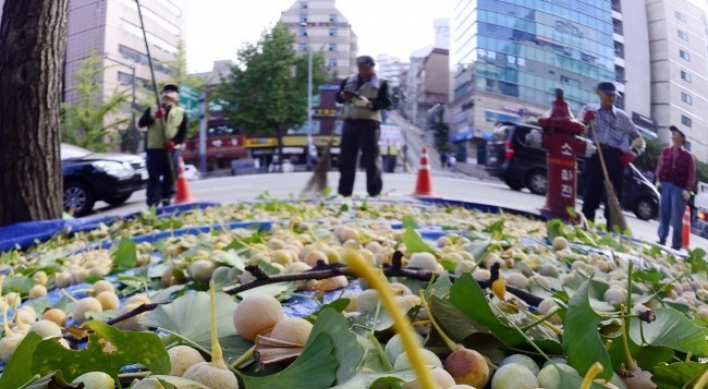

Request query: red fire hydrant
[{"left": 537, "top": 89, "right": 589, "bottom": 222}]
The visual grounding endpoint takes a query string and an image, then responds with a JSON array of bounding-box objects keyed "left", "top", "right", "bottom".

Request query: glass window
[
  {"left": 681, "top": 71, "right": 692, "bottom": 82},
  {"left": 299, "top": 28, "right": 307, "bottom": 36},
  {"left": 298, "top": 43, "right": 307, "bottom": 51},
  {"left": 682, "top": 115, "right": 692, "bottom": 127},
  {"left": 299, "top": 14, "right": 307, "bottom": 23},
  {"left": 682, "top": 92, "right": 693, "bottom": 104},
  {"left": 329, "top": 14, "right": 338, "bottom": 22},
  {"left": 60, "top": 144, "right": 92, "bottom": 160},
  {"left": 329, "top": 43, "right": 337, "bottom": 51},
  {"left": 680, "top": 50, "right": 691, "bottom": 61},
  {"left": 328, "top": 58, "right": 337, "bottom": 67},
  {"left": 119, "top": 19, "right": 178, "bottom": 53},
  {"left": 678, "top": 30, "right": 689, "bottom": 41},
  {"left": 329, "top": 28, "right": 337, "bottom": 36},
  {"left": 299, "top": 1, "right": 308, "bottom": 9},
  {"left": 676, "top": 11, "right": 686, "bottom": 22}
]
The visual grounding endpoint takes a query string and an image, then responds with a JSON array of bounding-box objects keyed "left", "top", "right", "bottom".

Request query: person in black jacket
[{"left": 335, "top": 55, "right": 392, "bottom": 198}]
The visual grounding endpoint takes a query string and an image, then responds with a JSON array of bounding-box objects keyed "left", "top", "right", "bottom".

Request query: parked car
[
  {"left": 485, "top": 122, "right": 660, "bottom": 221},
  {"left": 61, "top": 144, "right": 147, "bottom": 216}
]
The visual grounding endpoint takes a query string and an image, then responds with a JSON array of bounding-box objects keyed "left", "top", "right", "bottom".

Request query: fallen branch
[{"left": 106, "top": 251, "right": 543, "bottom": 327}]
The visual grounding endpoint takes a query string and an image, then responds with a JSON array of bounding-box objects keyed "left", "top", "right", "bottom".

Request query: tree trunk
[
  {"left": 0, "top": 0, "right": 69, "bottom": 226},
  {"left": 276, "top": 127, "right": 284, "bottom": 173}
]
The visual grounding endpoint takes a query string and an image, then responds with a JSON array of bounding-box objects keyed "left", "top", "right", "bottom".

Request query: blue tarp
[{"left": 0, "top": 203, "right": 220, "bottom": 253}]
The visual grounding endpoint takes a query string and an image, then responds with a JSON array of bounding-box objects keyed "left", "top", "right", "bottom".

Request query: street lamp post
[
  {"left": 300, "top": 22, "right": 314, "bottom": 170},
  {"left": 104, "top": 55, "right": 138, "bottom": 154}
]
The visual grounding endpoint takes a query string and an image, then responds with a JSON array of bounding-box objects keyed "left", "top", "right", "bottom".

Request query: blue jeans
[{"left": 658, "top": 181, "right": 687, "bottom": 249}]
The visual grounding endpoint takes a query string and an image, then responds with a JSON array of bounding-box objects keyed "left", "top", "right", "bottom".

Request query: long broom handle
[
  {"left": 135, "top": 0, "right": 175, "bottom": 182},
  {"left": 588, "top": 120, "right": 612, "bottom": 185}
]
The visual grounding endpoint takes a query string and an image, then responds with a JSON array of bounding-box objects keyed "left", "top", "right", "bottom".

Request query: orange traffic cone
[
  {"left": 682, "top": 205, "right": 691, "bottom": 249},
  {"left": 175, "top": 156, "right": 196, "bottom": 204},
  {"left": 413, "top": 147, "right": 433, "bottom": 196}
]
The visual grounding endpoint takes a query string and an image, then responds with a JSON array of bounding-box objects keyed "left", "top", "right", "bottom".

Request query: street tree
[
  {"left": 61, "top": 51, "right": 130, "bottom": 152},
  {"left": 0, "top": 0, "right": 70, "bottom": 226},
  {"left": 219, "top": 22, "right": 328, "bottom": 168}
]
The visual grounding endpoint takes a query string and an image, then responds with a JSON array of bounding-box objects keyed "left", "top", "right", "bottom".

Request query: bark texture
[{"left": 0, "top": 0, "right": 69, "bottom": 226}]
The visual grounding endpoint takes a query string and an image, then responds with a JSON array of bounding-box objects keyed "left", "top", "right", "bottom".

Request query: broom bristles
[
  {"left": 604, "top": 179, "right": 628, "bottom": 233},
  {"left": 302, "top": 140, "right": 333, "bottom": 195}
]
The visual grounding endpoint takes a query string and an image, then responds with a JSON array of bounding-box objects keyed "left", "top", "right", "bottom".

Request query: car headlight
[{"left": 92, "top": 161, "right": 132, "bottom": 178}]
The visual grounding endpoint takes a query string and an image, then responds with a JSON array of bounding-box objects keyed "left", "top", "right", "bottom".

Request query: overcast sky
[
  {"left": 183, "top": 0, "right": 452, "bottom": 72},
  {"left": 183, "top": 0, "right": 708, "bottom": 73}
]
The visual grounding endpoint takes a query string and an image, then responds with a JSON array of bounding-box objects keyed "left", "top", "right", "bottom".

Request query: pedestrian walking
[
  {"left": 448, "top": 155, "right": 456, "bottom": 170},
  {"left": 336, "top": 55, "right": 392, "bottom": 198},
  {"left": 581, "top": 82, "right": 644, "bottom": 229},
  {"left": 656, "top": 126, "right": 696, "bottom": 250},
  {"left": 138, "top": 84, "right": 188, "bottom": 207}
]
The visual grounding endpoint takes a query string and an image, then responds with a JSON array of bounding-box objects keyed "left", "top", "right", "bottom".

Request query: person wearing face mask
[
  {"left": 138, "top": 84, "right": 188, "bottom": 207},
  {"left": 656, "top": 126, "right": 696, "bottom": 250},
  {"left": 335, "top": 55, "right": 392, "bottom": 199}
]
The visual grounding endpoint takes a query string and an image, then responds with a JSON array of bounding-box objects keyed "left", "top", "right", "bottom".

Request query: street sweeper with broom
[
  {"left": 581, "top": 82, "right": 645, "bottom": 232},
  {"left": 334, "top": 55, "right": 392, "bottom": 199}
]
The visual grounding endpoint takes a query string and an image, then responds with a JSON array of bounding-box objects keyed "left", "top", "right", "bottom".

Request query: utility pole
[{"left": 300, "top": 22, "right": 314, "bottom": 170}]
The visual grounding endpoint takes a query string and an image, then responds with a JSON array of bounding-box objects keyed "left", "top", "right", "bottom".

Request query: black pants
[
  {"left": 146, "top": 149, "right": 176, "bottom": 207},
  {"left": 338, "top": 119, "right": 383, "bottom": 197},
  {"left": 582, "top": 146, "right": 624, "bottom": 228}
]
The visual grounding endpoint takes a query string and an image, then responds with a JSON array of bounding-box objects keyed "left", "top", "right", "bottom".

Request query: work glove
[
  {"left": 165, "top": 140, "right": 175, "bottom": 152},
  {"left": 582, "top": 109, "right": 595, "bottom": 123},
  {"left": 682, "top": 190, "right": 691, "bottom": 202},
  {"left": 153, "top": 108, "right": 166, "bottom": 119},
  {"left": 352, "top": 96, "right": 371, "bottom": 108},
  {"left": 619, "top": 152, "right": 636, "bottom": 166}
]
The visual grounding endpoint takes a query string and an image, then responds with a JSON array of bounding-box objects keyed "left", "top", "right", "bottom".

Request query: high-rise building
[
  {"left": 64, "top": 0, "right": 185, "bottom": 103},
  {"left": 376, "top": 54, "right": 407, "bottom": 88},
  {"left": 646, "top": 0, "right": 708, "bottom": 161},
  {"left": 612, "top": 0, "right": 654, "bottom": 137},
  {"left": 449, "top": 0, "right": 623, "bottom": 163},
  {"left": 281, "top": 0, "right": 358, "bottom": 78}
]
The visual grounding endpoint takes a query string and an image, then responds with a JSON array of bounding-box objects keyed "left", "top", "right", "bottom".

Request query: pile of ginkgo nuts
[{"left": 0, "top": 200, "right": 706, "bottom": 389}]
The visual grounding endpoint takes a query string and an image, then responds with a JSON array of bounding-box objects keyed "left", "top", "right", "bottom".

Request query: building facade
[
  {"left": 64, "top": 0, "right": 184, "bottom": 104},
  {"left": 281, "top": 0, "right": 358, "bottom": 78},
  {"left": 646, "top": 0, "right": 708, "bottom": 161},
  {"left": 449, "top": 0, "right": 617, "bottom": 163},
  {"left": 376, "top": 54, "right": 407, "bottom": 88}
]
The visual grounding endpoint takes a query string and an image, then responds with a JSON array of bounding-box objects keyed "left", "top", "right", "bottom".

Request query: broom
[
  {"left": 302, "top": 119, "right": 340, "bottom": 195},
  {"left": 135, "top": 0, "right": 175, "bottom": 183},
  {"left": 588, "top": 120, "right": 629, "bottom": 234}
]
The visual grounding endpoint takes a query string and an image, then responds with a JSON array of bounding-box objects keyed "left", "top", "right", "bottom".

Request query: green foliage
[
  {"left": 219, "top": 22, "right": 329, "bottom": 161},
  {"left": 61, "top": 51, "right": 129, "bottom": 152},
  {"left": 434, "top": 121, "right": 452, "bottom": 155}
]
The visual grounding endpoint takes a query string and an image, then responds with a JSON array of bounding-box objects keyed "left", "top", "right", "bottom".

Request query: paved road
[{"left": 94, "top": 171, "right": 708, "bottom": 248}]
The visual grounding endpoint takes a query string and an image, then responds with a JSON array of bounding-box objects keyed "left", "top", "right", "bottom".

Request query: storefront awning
[{"left": 451, "top": 129, "right": 474, "bottom": 143}]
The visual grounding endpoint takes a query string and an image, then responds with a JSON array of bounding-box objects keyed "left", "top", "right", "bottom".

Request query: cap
[
  {"left": 670, "top": 125, "right": 686, "bottom": 140},
  {"left": 356, "top": 55, "right": 375, "bottom": 67},
  {"left": 596, "top": 82, "right": 618, "bottom": 96},
  {"left": 162, "top": 84, "right": 179, "bottom": 93}
]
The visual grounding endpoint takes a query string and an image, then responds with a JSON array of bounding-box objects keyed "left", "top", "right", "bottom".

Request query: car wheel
[
  {"left": 63, "top": 182, "right": 95, "bottom": 217},
  {"left": 526, "top": 170, "right": 548, "bottom": 195},
  {"left": 105, "top": 193, "right": 132, "bottom": 207},
  {"left": 634, "top": 197, "right": 658, "bottom": 221},
  {"left": 505, "top": 178, "right": 524, "bottom": 191}
]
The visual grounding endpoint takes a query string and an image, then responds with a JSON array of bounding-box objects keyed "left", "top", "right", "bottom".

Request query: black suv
[{"left": 485, "top": 122, "right": 660, "bottom": 221}]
